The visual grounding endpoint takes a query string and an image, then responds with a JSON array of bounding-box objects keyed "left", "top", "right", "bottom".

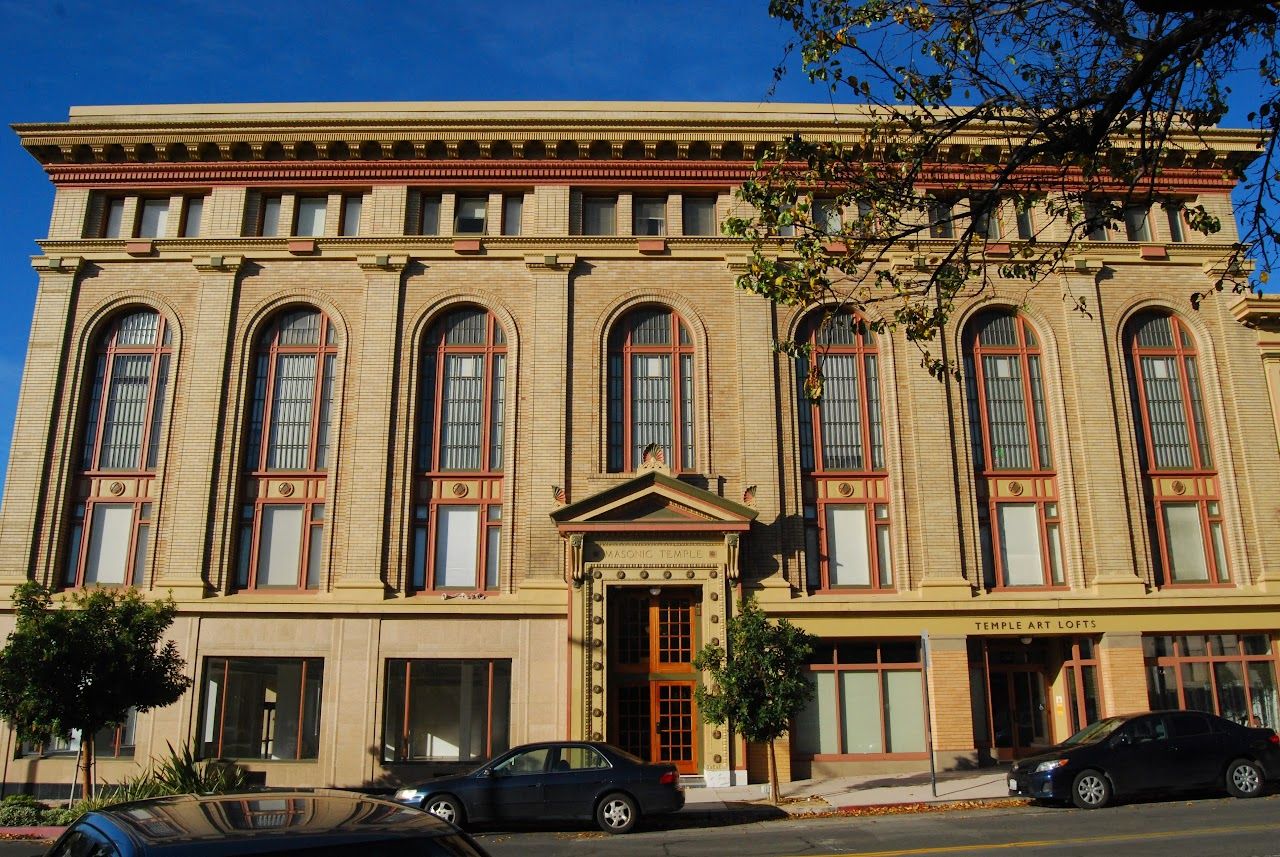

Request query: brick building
[{"left": 3, "top": 102, "right": 1280, "bottom": 792}]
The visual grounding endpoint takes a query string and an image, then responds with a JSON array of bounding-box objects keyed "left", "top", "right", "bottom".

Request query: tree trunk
[
  {"left": 80, "top": 734, "right": 94, "bottom": 804},
  {"left": 767, "top": 737, "right": 780, "bottom": 805}
]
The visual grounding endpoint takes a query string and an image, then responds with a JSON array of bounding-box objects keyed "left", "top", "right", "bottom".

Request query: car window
[
  {"left": 1126, "top": 717, "right": 1169, "bottom": 743},
  {"left": 47, "top": 828, "right": 119, "bottom": 857},
  {"left": 1167, "top": 712, "right": 1211, "bottom": 737},
  {"left": 492, "top": 746, "right": 550, "bottom": 775},
  {"left": 554, "top": 746, "right": 611, "bottom": 771}
]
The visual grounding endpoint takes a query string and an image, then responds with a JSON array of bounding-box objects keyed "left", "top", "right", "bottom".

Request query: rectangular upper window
[
  {"left": 633, "top": 197, "right": 667, "bottom": 236},
  {"left": 259, "top": 195, "right": 283, "bottom": 237},
  {"left": 180, "top": 196, "right": 204, "bottom": 238},
  {"left": 136, "top": 199, "right": 169, "bottom": 239},
  {"left": 103, "top": 197, "right": 127, "bottom": 239},
  {"left": 420, "top": 194, "right": 441, "bottom": 235},
  {"left": 455, "top": 196, "right": 487, "bottom": 234},
  {"left": 1124, "top": 205, "right": 1151, "bottom": 241},
  {"left": 502, "top": 194, "right": 523, "bottom": 236},
  {"left": 294, "top": 196, "right": 328, "bottom": 237},
  {"left": 583, "top": 196, "right": 617, "bottom": 235},
  {"left": 682, "top": 196, "right": 717, "bottom": 236},
  {"left": 340, "top": 194, "right": 362, "bottom": 237},
  {"left": 928, "top": 198, "right": 954, "bottom": 239},
  {"left": 1164, "top": 204, "right": 1186, "bottom": 242},
  {"left": 813, "top": 198, "right": 841, "bottom": 234}
]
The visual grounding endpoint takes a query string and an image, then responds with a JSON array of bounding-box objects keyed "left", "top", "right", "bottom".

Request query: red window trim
[
  {"left": 237, "top": 308, "right": 337, "bottom": 592},
  {"left": 1127, "top": 312, "right": 1228, "bottom": 587},
  {"left": 608, "top": 306, "right": 696, "bottom": 474},
  {"left": 798, "top": 311, "right": 893, "bottom": 593},
  {"left": 414, "top": 307, "right": 506, "bottom": 595},
  {"left": 967, "top": 311, "right": 1062, "bottom": 590}
]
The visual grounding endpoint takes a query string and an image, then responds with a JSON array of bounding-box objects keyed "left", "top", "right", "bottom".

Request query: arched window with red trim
[
  {"left": 796, "top": 310, "right": 892, "bottom": 590},
  {"left": 234, "top": 307, "right": 337, "bottom": 591},
  {"left": 964, "top": 310, "right": 1064, "bottom": 589},
  {"left": 412, "top": 306, "right": 506, "bottom": 593},
  {"left": 65, "top": 309, "right": 172, "bottom": 588},
  {"left": 607, "top": 307, "right": 696, "bottom": 473},
  {"left": 1125, "top": 311, "right": 1227, "bottom": 585}
]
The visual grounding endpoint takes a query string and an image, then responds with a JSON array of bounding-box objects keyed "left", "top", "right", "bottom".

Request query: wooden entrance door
[{"left": 609, "top": 587, "right": 699, "bottom": 774}]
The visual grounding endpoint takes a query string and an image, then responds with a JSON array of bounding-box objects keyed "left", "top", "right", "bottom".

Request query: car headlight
[
  {"left": 1034, "top": 759, "right": 1069, "bottom": 773},
  {"left": 394, "top": 788, "right": 423, "bottom": 801}
]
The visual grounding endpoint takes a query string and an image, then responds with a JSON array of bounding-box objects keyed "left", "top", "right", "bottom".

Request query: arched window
[
  {"left": 65, "top": 309, "right": 172, "bottom": 588},
  {"left": 964, "top": 310, "right": 1064, "bottom": 588},
  {"left": 796, "top": 310, "right": 891, "bottom": 590},
  {"left": 234, "top": 308, "right": 337, "bottom": 590},
  {"left": 412, "top": 306, "right": 506, "bottom": 592},
  {"left": 1125, "top": 311, "right": 1227, "bottom": 585},
  {"left": 607, "top": 307, "right": 695, "bottom": 473}
]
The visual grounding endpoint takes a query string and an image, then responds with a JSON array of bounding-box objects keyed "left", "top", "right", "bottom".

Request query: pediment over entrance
[{"left": 550, "top": 471, "right": 756, "bottom": 533}]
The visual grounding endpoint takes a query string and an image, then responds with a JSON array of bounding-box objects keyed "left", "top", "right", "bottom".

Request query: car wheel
[
  {"left": 1226, "top": 759, "right": 1264, "bottom": 798},
  {"left": 596, "top": 792, "right": 638, "bottom": 834},
  {"left": 424, "top": 794, "right": 465, "bottom": 827},
  {"left": 1071, "top": 770, "right": 1111, "bottom": 809}
]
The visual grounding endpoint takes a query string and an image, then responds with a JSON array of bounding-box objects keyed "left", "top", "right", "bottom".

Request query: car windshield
[{"left": 1060, "top": 716, "right": 1126, "bottom": 746}]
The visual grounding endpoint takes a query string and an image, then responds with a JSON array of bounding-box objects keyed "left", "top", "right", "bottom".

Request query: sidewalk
[{"left": 680, "top": 767, "right": 1016, "bottom": 816}]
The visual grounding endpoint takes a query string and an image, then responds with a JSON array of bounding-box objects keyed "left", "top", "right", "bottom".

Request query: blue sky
[{"left": 0, "top": 1, "right": 1269, "bottom": 492}]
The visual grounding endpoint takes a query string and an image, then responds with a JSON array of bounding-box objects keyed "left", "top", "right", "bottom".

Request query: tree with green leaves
[
  {"left": 0, "top": 583, "right": 191, "bottom": 800},
  {"left": 729, "top": 0, "right": 1277, "bottom": 380},
  {"left": 693, "top": 596, "right": 816, "bottom": 804}
]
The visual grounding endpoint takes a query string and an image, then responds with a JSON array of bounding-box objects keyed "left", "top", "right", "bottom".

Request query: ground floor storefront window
[
  {"left": 382, "top": 658, "right": 511, "bottom": 763},
  {"left": 199, "top": 657, "right": 323, "bottom": 760},
  {"left": 1144, "top": 634, "right": 1278, "bottom": 729},
  {"left": 794, "top": 641, "right": 926, "bottom": 758},
  {"left": 21, "top": 709, "right": 136, "bottom": 759}
]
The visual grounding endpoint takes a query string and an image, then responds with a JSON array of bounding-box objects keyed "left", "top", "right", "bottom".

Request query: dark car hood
[
  {"left": 416, "top": 771, "right": 482, "bottom": 790},
  {"left": 1013, "top": 742, "right": 1097, "bottom": 772}
]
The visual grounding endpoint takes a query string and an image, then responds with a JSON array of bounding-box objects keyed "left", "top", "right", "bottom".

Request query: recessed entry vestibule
[{"left": 969, "top": 635, "right": 1101, "bottom": 760}]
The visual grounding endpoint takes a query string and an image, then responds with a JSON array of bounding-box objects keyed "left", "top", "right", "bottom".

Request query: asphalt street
[{"left": 0, "top": 793, "right": 1276, "bottom": 856}]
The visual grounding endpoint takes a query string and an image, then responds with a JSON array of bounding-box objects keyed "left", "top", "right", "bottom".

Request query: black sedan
[
  {"left": 45, "top": 791, "right": 489, "bottom": 856},
  {"left": 1009, "top": 710, "right": 1280, "bottom": 809},
  {"left": 393, "top": 741, "right": 685, "bottom": 833}
]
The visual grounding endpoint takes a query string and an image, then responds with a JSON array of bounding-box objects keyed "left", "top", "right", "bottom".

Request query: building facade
[{"left": 4, "top": 102, "right": 1280, "bottom": 793}]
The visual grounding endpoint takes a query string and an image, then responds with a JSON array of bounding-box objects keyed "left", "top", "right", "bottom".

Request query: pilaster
[
  {"left": 332, "top": 256, "right": 408, "bottom": 599},
  {"left": 517, "top": 254, "right": 574, "bottom": 585},
  {"left": 155, "top": 255, "right": 244, "bottom": 600},
  {"left": 0, "top": 257, "right": 83, "bottom": 587}
]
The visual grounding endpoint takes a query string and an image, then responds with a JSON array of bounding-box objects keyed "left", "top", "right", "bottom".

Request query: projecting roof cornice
[{"left": 13, "top": 101, "right": 1264, "bottom": 178}]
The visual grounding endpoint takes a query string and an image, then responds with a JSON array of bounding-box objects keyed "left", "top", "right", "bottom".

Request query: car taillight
[
  {"left": 1269, "top": 733, "right": 1279, "bottom": 745},
  {"left": 659, "top": 771, "right": 677, "bottom": 785}
]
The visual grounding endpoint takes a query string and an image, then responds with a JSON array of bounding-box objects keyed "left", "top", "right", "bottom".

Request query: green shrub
[
  {"left": 40, "top": 807, "right": 82, "bottom": 826},
  {"left": 0, "top": 793, "right": 41, "bottom": 806},
  {"left": 0, "top": 804, "right": 45, "bottom": 826}
]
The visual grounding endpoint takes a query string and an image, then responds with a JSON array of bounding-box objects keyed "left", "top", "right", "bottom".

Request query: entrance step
[{"left": 679, "top": 774, "right": 707, "bottom": 789}]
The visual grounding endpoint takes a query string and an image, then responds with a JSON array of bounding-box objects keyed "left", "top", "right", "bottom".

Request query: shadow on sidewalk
[{"left": 468, "top": 803, "right": 789, "bottom": 838}]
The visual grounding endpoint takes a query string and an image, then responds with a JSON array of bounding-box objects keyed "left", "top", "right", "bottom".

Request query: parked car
[
  {"left": 392, "top": 741, "right": 685, "bottom": 834},
  {"left": 1008, "top": 710, "right": 1280, "bottom": 809},
  {"left": 44, "top": 790, "right": 489, "bottom": 856}
]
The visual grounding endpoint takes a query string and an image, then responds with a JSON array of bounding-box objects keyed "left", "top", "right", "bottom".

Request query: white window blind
[
  {"left": 138, "top": 199, "right": 169, "bottom": 238},
  {"left": 998, "top": 503, "right": 1044, "bottom": 585},
  {"left": 258, "top": 505, "right": 304, "bottom": 586},
  {"left": 295, "top": 197, "right": 327, "bottom": 237},
  {"left": 1164, "top": 502, "right": 1210, "bottom": 581},
  {"left": 84, "top": 504, "right": 133, "bottom": 585},
  {"left": 435, "top": 506, "right": 480, "bottom": 588},
  {"left": 826, "top": 505, "right": 871, "bottom": 586}
]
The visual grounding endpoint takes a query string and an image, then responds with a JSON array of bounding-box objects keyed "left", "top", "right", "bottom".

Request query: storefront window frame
[
  {"left": 795, "top": 640, "right": 927, "bottom": 760},
  {"left": 1142, "top": 633, "right": 1278, "bottom": 729},
  {"left": 381, "top": 657, "right": 512, "bottom": 764}
]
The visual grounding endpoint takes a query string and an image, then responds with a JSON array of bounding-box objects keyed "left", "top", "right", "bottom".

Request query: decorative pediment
[{"left": 551, "top": 470, "right": 756, "bottom": 534}]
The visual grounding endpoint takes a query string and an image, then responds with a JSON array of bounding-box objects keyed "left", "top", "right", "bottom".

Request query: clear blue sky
[{"left": 0, "top": 1, "right": 1269, "bottom": 492}]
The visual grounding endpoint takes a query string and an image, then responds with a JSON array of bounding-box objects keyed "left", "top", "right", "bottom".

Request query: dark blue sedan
[
  {"left": 1009, "top": 710, "right": 1280, "bottom": 808},
  {"left": 393, "top": 741, "right": 685, "bottom": 833}
]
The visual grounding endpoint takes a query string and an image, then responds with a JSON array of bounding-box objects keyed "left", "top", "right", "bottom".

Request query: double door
[{"left": 608, "top": 587, "right": 699, "bottom": 774}]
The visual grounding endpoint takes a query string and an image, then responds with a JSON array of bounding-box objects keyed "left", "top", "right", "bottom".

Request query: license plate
[{"left": 1008, "top": 777, "right": 1018, "bottom": 791}]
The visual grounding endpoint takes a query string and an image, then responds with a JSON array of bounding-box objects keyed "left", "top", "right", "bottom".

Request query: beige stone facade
[{"left": 3, "top": 102, "right": 1280, "bottom": 795}]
